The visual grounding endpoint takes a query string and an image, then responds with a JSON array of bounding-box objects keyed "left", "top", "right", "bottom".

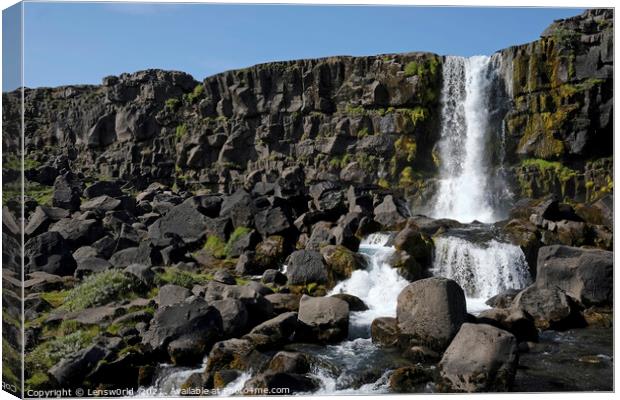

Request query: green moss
[
  {"left": 399, "top": 166, "right": 416, "bottom": 187},
  {"left": 3, "top": 155, "right": 41, "bottom": 170},
  {"left": 521, "top": 158, "right": 576, "bottom": 182},
  {"left": 40, "top": 290, "right": 70, "bottom": 308},
  {"left": 204, "top": 235, "right": 227, "bottom": 258},
  {"left": 224, "top": 226, "right": 252, "bottom": 256},
  {"left": 25, "top": 372, "right": 50, "bottom": 390},
  {"left": 357, "top": 127, "right": 370, "bottom": 138},
  {"left": 165, "top": 98, "right": 181, "bottom": 111},
  {"left": 345, "top": 104, "right": 365, "bottom": 116},
  {"left": 187, "top": 84, "right": 205, "bottom": 104},
  {"left": 155, "top": 267, "right": 213, "bottom": 289},
  {"left": 175, "top": 124, "right": 188, "bottom": 141},
  {"left": 61, "top": 270, "right": 139, "bottom": 312}
]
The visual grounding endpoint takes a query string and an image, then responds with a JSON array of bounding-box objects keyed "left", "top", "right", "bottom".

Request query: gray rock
[
  {"left": 373, "top": 195, "right": 410, "bottom": 230},
  {"left": 157, "top": 284, "right": 192, "bottom": 308},
  {"left": 511, "top": 285, "right": 583, "bottom": 330},
  {"left": 254, "top": 206, "right": 292, "bottom": 237},
  {"left": 439, "top": 323, "right": 518, "bottom": 392},
  {"left": 49, "top": 218, "right": 104, "bottom": 248},
  {"left": 296, "top": 295, "right": 349, "bottom": 343},
  {"left": 80, "top": 195, "right": 122, "bottom": 212},
  {"left": 396, "top": 277, "right": 467, "bottom": 351},
  {"left": 285, "top": 250, "right": 329, "bottom": 285},
  {"left": 147, "top": 199, "right": 211, "bottom": 247},
  {"left": 74, "top": 257, "right": 111, "bottom": 279},
  {"left": 49, "top": 345, "right": 110, "bottom": 386},
  {"left": 536, "top": 245, "right": 612, "bottom": 306},
  {"left": 24, "top": 231, "right": 77, "bottom": 276},
  {"left": 212, "top": 299, "right": 249, "bottom": 338},
  {"left": 25, "top": 205, "right": 69, "bottom": 237},
  {"left": 219, "top": 189, "right": 256, "bottom": 228},
  {"left": 83, "top": 181, "right": 123, "bottom": 199}
]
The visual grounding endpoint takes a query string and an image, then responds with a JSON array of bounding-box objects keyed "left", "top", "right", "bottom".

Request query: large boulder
[
  {"left": 49, "top": 218, "right": 104, "bottom": 248},
  {"left": 24, "top": 206, "right": 69, "bottom": 237},
  {"left": 142, "top": 298, "right": 223, "bottom": 365},
  {"left": 320, "top": 244, "right": 366, "bottom": 281},
  {"left": 536, "top": 245, "right": 613, "bottom": 306},
  {"left": 83, "top": 181, "right": 123, "bottom": 199},
  {"left": 439, "top": 323, "right": 518, "bottom": 392},
  {"left": 392, "top": 221, "right": 434, "bottom": 268},
  {"left": 24, "top": 231, "right": 77, "bottom": 276},
  {"left": 373, "top": 195, "right": 410, "bottom": 230},
  {"left": 49, "top": 345, "right": 110, "bottom": 386},
  {"left": 477, "top": 308, "right": 538, "bottom": 343},
  {"left": 511, "top": 285, "right": 584, "bottom": 330},
  {"left": 80, "top": 195, "right": 122, "bottom": 212},
  {"left": 219, "top": 189, "right": 256, "bottom": 228},
  {"left": 148, "top": 199, "right": 210, "bottom": 247},
  {"left": 295, "top": 295, "right": 349, "bottom": 343},
  {"left": 254, "top": 206, "right": 292, "bottom": 237},
  {"left": 212, "top": 299, "right": 249, "bottom": 338},
  {"left": 52, "top": 174, "right": 81, "bottom": 211},
  {"left": 247, "top": 311, "right": 298, "bottom": 347},
  {"left": 285, "top": 250, "right": 329, "bottom": 286},
  {"left": 396, "top": 277, "right": 467, "bottom": 351}
]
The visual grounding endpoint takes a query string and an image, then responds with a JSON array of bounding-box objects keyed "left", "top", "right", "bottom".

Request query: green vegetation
[
  {"left": 357, "top": 127, "right": 370, "bottom": 138},
  {"left": 521, "top": 158, "right": 577, "bottom": 182},
  {"left": 40, "top": 290, "right": 70, "bottom": 308},
  {"left": 345, "top": 104, "right": 365, "bottom": 116},
  {"left": 224, "top": 226, "right": 252, "bottom": 256},
  {"left": 175, "top": 123, "right": 188, "bottom": 141},
  {"left": 3, "top": 155, "right": 41, "bottom": 170},
  {"left": 25, "top": 327, "right": 100, "bottom": 374},
  {"left": 154, "top": 267, "right": 212, "bottom": 289},
  {"left": 60, "top": 270, "right": 139, "bottom": 312},
  {"left": 187, "top": 84, "right": 205, "bottom": 104},
  {"left": 204, "top": 226, "right": 252, "bottom": 259},
  {"left": 165, "top": 98, "right": 181, "bottom": 111}
]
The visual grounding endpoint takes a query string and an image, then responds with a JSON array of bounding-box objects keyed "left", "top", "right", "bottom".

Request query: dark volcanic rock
[
  {"left": 285, "top": 250, "right": 329, "bottom": 286},
  {"left": 25, "top": 231, "right": 77, "bottom": 276},
  {"left": 148, "top": 199, "right": 210, "bottom": 246}
]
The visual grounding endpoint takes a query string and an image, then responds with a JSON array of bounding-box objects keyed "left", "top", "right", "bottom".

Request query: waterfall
[
  {"left": 329, "top": 233, "right": 409, "bottom": 333},
  {"left": 432, "top": 235, "right": 532, "bottom": 301},
  {"left": 432, "top": 55, "right": 510, "bottom": 223}
]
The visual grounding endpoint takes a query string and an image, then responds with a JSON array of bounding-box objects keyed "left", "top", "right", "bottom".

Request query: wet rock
[
  {"left": 439, "top": 323, "right": 518, "bottom": 392},
  {"left": 393, "top": 221, "right": 433, "bottom": 267},
  {"left": 262, "top": 269, "right": 287, "bottom": 286},
  {"left": 396, "top": 277, "right": 467, "bottom": 351},
  {"left": 330, "top": 293, "right": 368, "bottom": 311},
  {"left": 389, "top": 366, "right": 433, "bottom": 393},
  {"left": 295, "top": 295, "right": 349, "bottom": 343},
  {"left": 477, "top": 308, "right": 538, "bottom": 343},
  {"left": 243, "top": 372, "right": 319, "bottom": 394},
  {"left": 320, "top": 244, "right": 366, "bottom": 281},
  {"left": 485, "top": 288, "right": 521, "bottom": 309},
  {"left": 267, "top": 351, "right": 310, "bottom": 374},
  {"left": 536, "top": 245, "right": 613, "bottom": 306},
  {"left": 371, "top": 317, "right": 400, "bottom": 347},
  {"left": 285, "top": 250, "right": 329, "bottom": 286},
  {"left": 247, "top": 311, "right": 298, "bottom": 347},
  {"left": 511, "top": 285, "right": 584, "bottom": 330},
  {"left": 265, "top": 293, "right": 301, "bottom": 314}
]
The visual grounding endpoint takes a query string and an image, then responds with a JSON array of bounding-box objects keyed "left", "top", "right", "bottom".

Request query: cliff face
[{"left": 2, "top": 9, "right": 613, "bottom": 207}]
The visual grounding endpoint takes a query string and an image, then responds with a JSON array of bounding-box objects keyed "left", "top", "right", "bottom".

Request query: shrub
[
  {"left": 61, "top": 270, "right": 139, "bottom": 312},
  {"left": 187, "top": 84, "right": 205, "bottom": 104},
  {"left": 165, "top": 98, "right": 180, "bottom": 111},
  {"left": 155, "top": 268, "right": 212, "bottom": 289}
]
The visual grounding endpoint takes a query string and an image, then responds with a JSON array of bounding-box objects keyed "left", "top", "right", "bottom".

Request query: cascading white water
[
  {"left": 329, "top": 233, "right": 409, "bottom": 331},
  {"left": 432, "top": 235, "right": 531, "bottom": 302},
  {"left": 433, "top": 55, "right": 502, "bottom": 223}
]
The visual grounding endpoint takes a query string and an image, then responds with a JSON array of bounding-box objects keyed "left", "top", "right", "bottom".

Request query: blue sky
[{"left": 4, "top": 2, "right": 584, "bottom": 90}]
